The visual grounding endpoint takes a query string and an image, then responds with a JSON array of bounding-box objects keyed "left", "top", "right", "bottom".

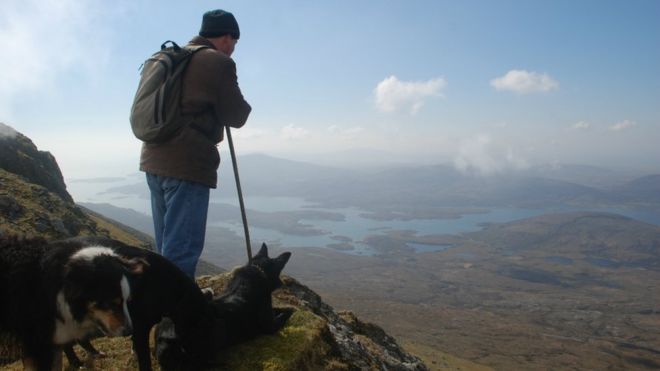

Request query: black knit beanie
[{"left": 199, "top": 9, "right": 240, "bottom": 39}]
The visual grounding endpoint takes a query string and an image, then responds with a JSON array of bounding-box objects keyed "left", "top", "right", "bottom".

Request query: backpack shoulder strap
[{"left": 183, "top": 44, "right": 210, "bottom": 54}]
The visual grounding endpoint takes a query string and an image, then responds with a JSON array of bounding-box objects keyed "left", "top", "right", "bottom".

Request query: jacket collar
[{"left": 189, "top": 35, "right": 216, "bottom": 49}]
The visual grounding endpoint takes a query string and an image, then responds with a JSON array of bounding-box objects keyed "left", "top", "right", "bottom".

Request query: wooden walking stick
[{"left": 225, "top": 125, "right": 252, "bottom": 261}]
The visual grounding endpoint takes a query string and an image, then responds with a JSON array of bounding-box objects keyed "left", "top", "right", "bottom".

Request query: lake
[
  {"left": 209, "top": 196, "right": 660, "bottom": 255},
  {"left": 68, "top": 179, "right": 660, "bottom": 256}
]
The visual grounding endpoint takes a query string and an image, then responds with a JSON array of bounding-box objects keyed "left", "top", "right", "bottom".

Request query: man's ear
[{"left": 121, "top": 257, "right": 150, "bottom": 275}]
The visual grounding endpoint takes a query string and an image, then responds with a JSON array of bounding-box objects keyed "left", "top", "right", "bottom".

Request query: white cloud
[
  {"left": 453, "top": 135, "right": 528, "bottom": 176},
  {"left": 572, "top": 121, "right": 591, "bottom": 130},
  {"left": 280, "top": 124, "right": 309, "bottom": 140},
  {"left": 0, "top": 0, "right": 112, "bottom": 117},
  {"left": 609, "top": 120, "right": 636, "bottom": 131},
  {"left": 491, "top": 69, "right": 559, "bottom": 94},
  {"left": 374, "top": 75, "right": 446, "bottom": 114}
]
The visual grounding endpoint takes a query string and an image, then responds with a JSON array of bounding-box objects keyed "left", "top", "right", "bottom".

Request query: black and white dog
[
  {"left": 0, "top": 235, "right": 143, "bottom": 370},
  {"left": 70, "top": 236, "right": 220, "bottom": 371}
]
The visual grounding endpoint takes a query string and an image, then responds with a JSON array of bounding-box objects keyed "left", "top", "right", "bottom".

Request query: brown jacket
[{"left": 139, "top": 36, "right": 251, "bottom": 188}]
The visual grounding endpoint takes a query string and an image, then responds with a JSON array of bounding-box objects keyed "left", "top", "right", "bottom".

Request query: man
[{"left": 140, "top": 9, "right": 251, "bottom": 278}]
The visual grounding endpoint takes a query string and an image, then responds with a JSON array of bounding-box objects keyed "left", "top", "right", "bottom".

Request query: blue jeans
[{"left": 146, "top": 173, "right": 210, "bottom": 278}]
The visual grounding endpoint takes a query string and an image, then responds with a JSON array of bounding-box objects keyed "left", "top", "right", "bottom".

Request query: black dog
[
  {"left": 0, "top": 235, "right": 142, "bottom": 370},
  {"left": 69, "top": 236, "right": 219, "bottom": 371},
  {"left": 156, "top": 243, "right": 293, "bottom": 370}
]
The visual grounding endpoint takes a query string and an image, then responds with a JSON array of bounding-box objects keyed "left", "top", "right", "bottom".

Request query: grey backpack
[{"left": 130, "top": 40, "right": 208, "bottom": 143}]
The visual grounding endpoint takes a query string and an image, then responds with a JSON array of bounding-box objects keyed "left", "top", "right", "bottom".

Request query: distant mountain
[
  {"left": 96, "top": 153, "right": 658, "bottom": 220},
  {"left": 615, "top": 174, "right": 660, "bottom": 202},
  {"left": 293, "top": 148, "right": 420, "bottom": 169},
  {"left": 222, "top": 157, "right": 626, "bottom": 208},
  {"left": 79, "top": 202, "right": 154, "bottom": 236},
  {"left": 101, "top": 153, "right": 358, "bottom": 200},
  {"left": 481, "top": 176, "right": 606, "bottom": 207},
  {"left": 471, "top": 211, "right": 660, "bottom": 264},
  {"left": 214, "top": 153, "right": 357, "bottom": 198},
  {"left": 292, "top": 164, "right": 610, "bottom": 213},
  {"left": 523, "top": 163, "right": 640, "bottom": 189}
]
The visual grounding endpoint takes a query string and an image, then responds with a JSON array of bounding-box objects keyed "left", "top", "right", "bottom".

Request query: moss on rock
[
  {"left": 0, "top": 169, "right": 98, "bottom": 240},
  {"left": 210, "top": 309, "right": 332, "bottom": 370}
]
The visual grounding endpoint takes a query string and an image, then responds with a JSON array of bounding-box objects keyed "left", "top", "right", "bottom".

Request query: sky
[{"left": 1, "top": 0, "right": 659, "bottom": 178}]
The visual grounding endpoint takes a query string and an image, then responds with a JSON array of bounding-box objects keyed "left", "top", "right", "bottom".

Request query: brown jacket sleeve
[
  {"left": 181, "top": 45, "right": 251, "bottom": 140},
  {"left": 214, "top": 58, "right": 251, "bottom": 128}
]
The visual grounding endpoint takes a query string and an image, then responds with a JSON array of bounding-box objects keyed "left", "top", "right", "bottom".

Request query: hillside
[
  {"left": 615, "top": 174, "right": 660, "bottom": 203},
  {"left": 297, "top": 212, "right": 660, "bottom": 370},
  {"left": 0, "top": 124, "right": 427, "bottom": 370}
]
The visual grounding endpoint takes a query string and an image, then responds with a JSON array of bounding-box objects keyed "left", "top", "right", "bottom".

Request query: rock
[
  {"left": 0, "top": 123, "right": 72, "bottom": 203},
  {"left": 198, "top": 274, "right": 428, "bottom": 370},
  {"left": 275, "top": 277, "right": 428, "bottom": 371},
  {"left": 0, "top": 195, "right": 23, "bottom": 219},
  {"left": 0, "top": 169, "right": 100, "bottom": 239}
]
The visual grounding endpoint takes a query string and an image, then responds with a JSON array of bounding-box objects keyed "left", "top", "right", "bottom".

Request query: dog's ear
[
  {"left": 62, "top": 272, "right": 84, "bottom": 303},
  {"left": 273, "top": 252, "right": 291, "bottom": 273},
  {"left": 121, "top": 257, "right": 149, "bottom": 275},
  {"left": 254, "top": 243, "right": 269, "bottom": 259},
  {"left": 62, "top": 262, "right": 90, "bottom": 320}
]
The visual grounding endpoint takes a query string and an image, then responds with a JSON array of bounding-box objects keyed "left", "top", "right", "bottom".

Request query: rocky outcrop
[
  {"left": 0, "top": 123, "right": 72, "bottom": 203},
  {"left": 198, "top": 274, "right": 428, "bottom": 370},
  {"left": 0, "top": 168, "right": 99, "bottom": 239},
  {"left": 0, "top": 123, "right": 152, "bottom": 245}
]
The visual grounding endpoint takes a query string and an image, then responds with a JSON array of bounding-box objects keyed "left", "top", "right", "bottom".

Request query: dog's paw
[{"left": 270, "top": 307, "right": 294, "bottom": 333}]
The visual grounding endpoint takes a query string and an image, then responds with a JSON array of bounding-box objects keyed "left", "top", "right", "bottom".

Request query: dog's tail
[
  {"left": 0, "top": 234, "right": 47, "bottom": 253},
  {"left": 0, "top": 234, "right": 48, "bottom": 269}
]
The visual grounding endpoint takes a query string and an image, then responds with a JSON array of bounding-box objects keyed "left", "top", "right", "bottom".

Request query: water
[
  {"left": 544, "top": 256, "right": 574, "bottom": 265},
  {"left": 67, "top": 179, "right": 660, "bottom": 255},
  {"left": 68, "top": 174, "right": 152, "bottom": 215},
  {"left": 208, "top": 201, "right": 660, "bottom": 255},
  {"left": 406, "top": 242, "right": 454, "bottom": 253},
  {"left": 209, "top": 196, "right": 548, "bottom": 254}
]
